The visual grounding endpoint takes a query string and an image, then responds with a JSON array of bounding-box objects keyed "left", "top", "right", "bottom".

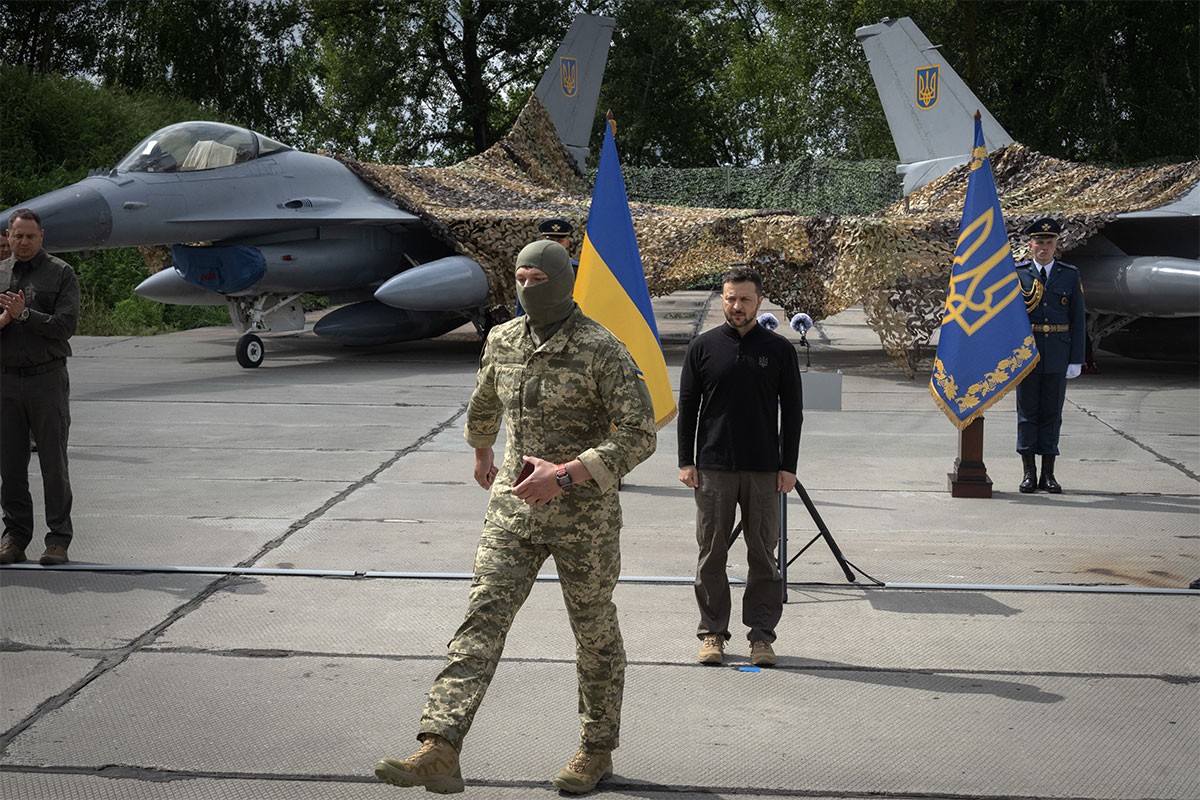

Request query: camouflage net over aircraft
[{"left": 345, "top": 97, "right": 1200, "bottom": 376}]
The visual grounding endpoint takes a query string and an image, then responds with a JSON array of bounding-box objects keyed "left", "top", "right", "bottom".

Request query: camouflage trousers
[{"left": 418, "top": 521, "right": 625, "bottom": 752}]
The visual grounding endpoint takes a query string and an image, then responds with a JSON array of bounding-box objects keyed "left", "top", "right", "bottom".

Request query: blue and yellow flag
[
  {"left": 575, "top": 117, "right": 676, "bottom": 427},
  {"left": 930, "top": 115, "right": 1038, "bottom": 429}
]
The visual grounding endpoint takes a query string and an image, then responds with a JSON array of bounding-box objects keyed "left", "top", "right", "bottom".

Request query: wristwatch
[
  {"left": 16, "top": 307, "right": 30, "bottom": 322},
  {"left": 555, "top": 464, "right": 574, "bottom": 490}
]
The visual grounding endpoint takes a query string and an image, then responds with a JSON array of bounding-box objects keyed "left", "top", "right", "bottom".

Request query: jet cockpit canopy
[{"left": 116, "top": 122, "right": 291, "bottom": 174}]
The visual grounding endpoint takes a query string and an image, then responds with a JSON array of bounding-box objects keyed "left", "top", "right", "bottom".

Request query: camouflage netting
[
  {"left": 859, "top": 144, "right": 1200, "bottom": 373},
  {"left": 343, "top": 96, "right": 1200, "bottom": 375},
  {"left": 341, "top": 97, "right": 593, "bottom": 310}
]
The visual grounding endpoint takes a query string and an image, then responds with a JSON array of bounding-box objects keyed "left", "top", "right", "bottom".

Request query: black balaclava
[{"left": 515, "top": 240, "right": 575, "bottom": 342}]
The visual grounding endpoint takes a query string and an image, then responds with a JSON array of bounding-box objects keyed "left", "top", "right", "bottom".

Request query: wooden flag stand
[{"left": 949, "top": 417, "right": 993, "bottom": 498}]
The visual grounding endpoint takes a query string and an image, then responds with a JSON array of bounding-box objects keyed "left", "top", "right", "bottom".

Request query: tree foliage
[
  {"left": 299, "top": 0, "right": 581, "bottom": 163},
  {"left": 1, "top": 0, "right": 1194, "bottom": 337},
  {"left": 943, "top": 0, "right": 1200, "bottom": 163},
  {"left": 2, "top": 0, "right": 1194, "bottom": 169}
]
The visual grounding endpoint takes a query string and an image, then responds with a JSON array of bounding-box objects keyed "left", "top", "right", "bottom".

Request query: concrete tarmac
[{"left": 2, "top": 292, "right": 1197, "bottom": 799}]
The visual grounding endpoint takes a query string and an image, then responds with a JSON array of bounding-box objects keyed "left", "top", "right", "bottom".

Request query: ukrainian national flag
[
  {"left": 575, "top": 117, "right": 676, "bottom": 427},
  {"left": 930, "top": 114, "right": 1038, "bottom": 429}
]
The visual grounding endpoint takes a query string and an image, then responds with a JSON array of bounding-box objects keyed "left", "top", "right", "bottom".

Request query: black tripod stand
[{"left": 728, "top": 481, "right": 882, "bottom": 602}]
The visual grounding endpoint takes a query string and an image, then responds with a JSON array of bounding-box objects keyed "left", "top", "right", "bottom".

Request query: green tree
[
  {"left": 92, "top": 0, "right": 317, "bottom": 144},
  {"left": 948, "top": 0, "right": 1199, "bottom": 163},
  {"left": 300, "top": 0, "right": 583, "bottom": 164},
  {"left": 0, "top": 64, "right": 210, "bottom": 202},
  {"left": 0, "top": 0, "right": 106, "bottom": 75},
  {"left": 593, "top": 0, "right": 755, "bottom": 167}
]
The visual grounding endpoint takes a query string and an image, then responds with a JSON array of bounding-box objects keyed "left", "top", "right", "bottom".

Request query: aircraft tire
[{"left": 236, "top": 334, "right": 265, "bottom": 368}]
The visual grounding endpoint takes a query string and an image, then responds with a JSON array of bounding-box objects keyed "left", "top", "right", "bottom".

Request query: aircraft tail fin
[
  {"left": 534, "top": 14, "right": 616, "bottom": 169},
  {"left": 855, "top": 17, "right": 1012, "bottom": 195}
]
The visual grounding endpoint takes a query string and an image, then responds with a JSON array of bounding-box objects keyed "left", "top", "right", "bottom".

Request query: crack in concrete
[{"left": 1073, "top": 399, "right": 1200, "bottom": 483}]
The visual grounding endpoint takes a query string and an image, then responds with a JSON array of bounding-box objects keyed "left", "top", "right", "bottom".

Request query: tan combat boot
[
  {"left": 552, "top": 748, "right": 613, "bottom": 794},
  {"left": 750, "top": 640, "right": 777, "bottom": 667},
  {"left": 697, "top": 634, "right": 725, "bottom": 665},
  {"left": 374, "top": 733, "right": 464, "bottom": 794}
]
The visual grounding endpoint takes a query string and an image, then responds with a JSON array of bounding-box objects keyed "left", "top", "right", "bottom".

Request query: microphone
[
  {"left": 756, "top": 312, "right": 779, "bottom": 331},
  {"left": 790, "top": 313, "right": 813, "bottom": 333}
]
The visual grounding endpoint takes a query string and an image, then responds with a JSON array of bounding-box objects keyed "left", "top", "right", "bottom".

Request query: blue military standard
[{"left": 1014, "top": 216, "right": 1087, "bottom": 494}]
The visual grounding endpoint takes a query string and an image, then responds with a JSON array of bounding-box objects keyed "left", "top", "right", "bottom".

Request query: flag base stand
[{"left": 949, "top": 417, "right": 993, "bottom": 498}]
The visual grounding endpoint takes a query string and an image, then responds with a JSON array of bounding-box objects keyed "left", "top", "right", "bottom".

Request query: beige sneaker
[
  {"left": 552, "top": 748, "right": 613, "bottom": 794},
  {"left": 750, "top": 640, "right": 777, "bottom": 667},
  {"left": 374, "top": 734, "right": 464, "bottom": 794},
  {"left": 698, "top": 634, "right": 725, "bottom": 665}
]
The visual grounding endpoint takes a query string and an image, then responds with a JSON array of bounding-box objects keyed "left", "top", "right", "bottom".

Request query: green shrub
[{"left": 163, "top": 304, "right": 229, "bottom": 330}]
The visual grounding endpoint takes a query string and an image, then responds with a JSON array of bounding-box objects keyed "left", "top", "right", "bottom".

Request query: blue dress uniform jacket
[
  {"left": 1018, "top": 260, "right": 1086, "bottom": 372},
  {"left": 1015, "top": 260, "right": 1086, "bottom": 455}
]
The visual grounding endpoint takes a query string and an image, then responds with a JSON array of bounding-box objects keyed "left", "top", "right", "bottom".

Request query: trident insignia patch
[
  {"left": 916, "top": 65, "right": 939, "bottom": 110},
  {"left": 560, "top": 57, "right": 578, "bottom": 98}
]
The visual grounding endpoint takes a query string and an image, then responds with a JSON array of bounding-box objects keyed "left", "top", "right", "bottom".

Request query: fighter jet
[
  {"left": 857, "top": 16, "right": 1199, "bottom": 361},
  {"left": 3, "top": 14, "right": 614, "bottom": 367}
]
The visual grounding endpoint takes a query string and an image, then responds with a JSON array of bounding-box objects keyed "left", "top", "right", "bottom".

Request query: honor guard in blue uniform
[
  {"left": 538, "top": 218, "right": 580, "bottom": 271},
  {"left": 1015, "top": 217, "right": 1086, "bottom": 494}
]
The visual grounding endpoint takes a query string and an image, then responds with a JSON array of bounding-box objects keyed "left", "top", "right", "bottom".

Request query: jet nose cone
[{"left": 4, "top": 183, "right": 113, "bottom": 251}]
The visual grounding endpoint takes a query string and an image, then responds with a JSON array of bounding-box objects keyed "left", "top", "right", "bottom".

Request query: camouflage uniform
[{"left": 418, "top": 306, "right": 656, "bottom": 753}]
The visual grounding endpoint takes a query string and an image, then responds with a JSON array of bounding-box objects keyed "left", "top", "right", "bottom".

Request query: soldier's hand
[
  {"left": 473, "top": 447, "right": 498, "bottom": 489},
  {"left": 777, "top": 470, "right": 797, "bottom": 493},
  {"left": 511, "top": 456, "right": 559, "bottom": 505}
]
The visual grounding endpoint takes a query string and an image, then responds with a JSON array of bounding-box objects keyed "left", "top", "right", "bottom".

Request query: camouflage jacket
[{"left": 465, "top": 306, "right": 657, "bottom": 543}]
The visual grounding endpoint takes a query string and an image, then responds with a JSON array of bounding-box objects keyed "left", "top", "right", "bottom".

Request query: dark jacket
[
  {"left": 678, "top": 322, "right": 803, "bottom": 472},
  {"left": 1, "top": 250, "right": 80, "bottom": 368}
]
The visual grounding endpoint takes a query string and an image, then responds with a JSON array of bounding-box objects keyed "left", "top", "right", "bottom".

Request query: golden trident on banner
[{"left": 943, "top": 146, "right": 1022, "bottom": 336}]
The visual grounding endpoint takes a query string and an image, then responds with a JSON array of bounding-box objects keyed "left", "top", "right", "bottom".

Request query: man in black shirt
[
  {"left": 677, "top": 267, "right": 803, "bottom": 667},
  {"left": 0, "top": 209, "right": 80, "bottom": 566}
]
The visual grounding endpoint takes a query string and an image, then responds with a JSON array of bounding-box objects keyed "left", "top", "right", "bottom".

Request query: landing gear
[
  {"left": 236, "top": 333, "right": 265, "bottom": 368},
  {"left": 226, "top": 293, "right": 305, "bottom": 369}
]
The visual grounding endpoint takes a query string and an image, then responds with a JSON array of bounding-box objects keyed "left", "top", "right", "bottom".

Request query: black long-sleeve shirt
[
  {"left": 677, "top": 322, "right": 803, "bottom": 472},
  {"left": 1, "top": 250, "right": 79, "bottom": 368}
]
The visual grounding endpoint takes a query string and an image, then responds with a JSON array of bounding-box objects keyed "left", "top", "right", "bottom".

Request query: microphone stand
[{"left": 727, "top": 482, "right": 883, "bottom": 603}]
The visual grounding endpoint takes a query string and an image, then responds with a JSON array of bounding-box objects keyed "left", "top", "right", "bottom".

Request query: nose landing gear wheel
[{"left": 236, "top": 333, "right": 264, "bottom": 368}]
